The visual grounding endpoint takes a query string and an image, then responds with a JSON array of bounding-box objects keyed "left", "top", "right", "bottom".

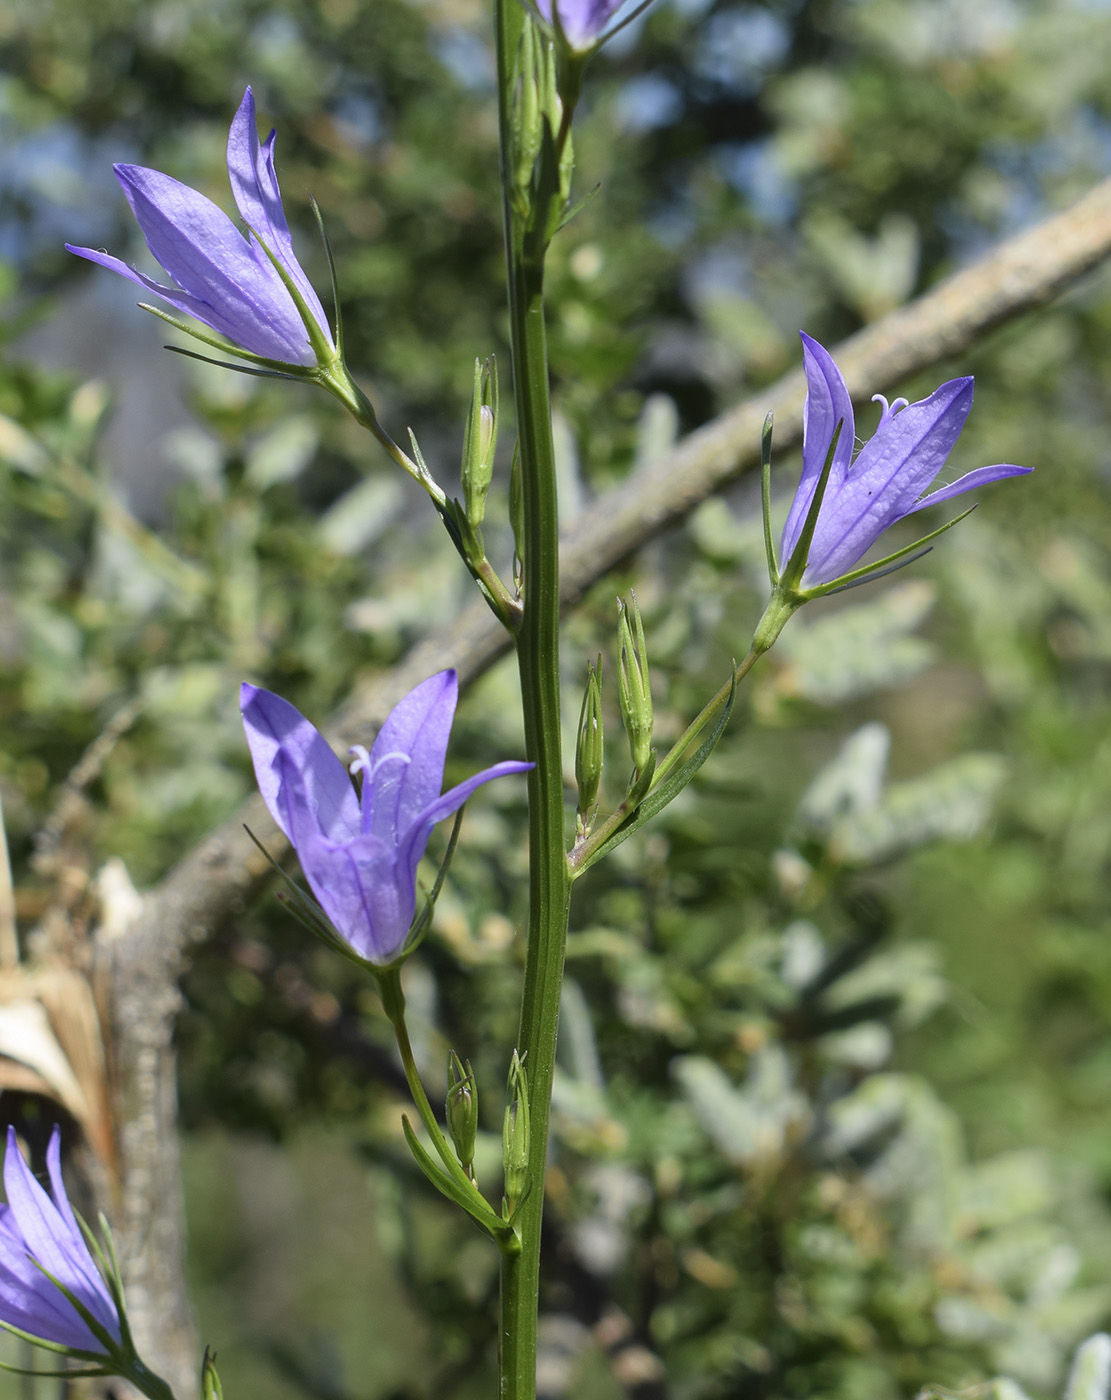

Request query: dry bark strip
[{"left": 99, "top": 175, "right": 1111, "bottom": 1397}]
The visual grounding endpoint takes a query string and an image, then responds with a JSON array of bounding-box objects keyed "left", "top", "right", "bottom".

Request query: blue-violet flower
[
  {"left": 67, "top": 87, "right": 334, "bottom": 367},
  {"left": 0, "top": 1126, "right": 121, "bottom": 1354},
  {"left": 241, "top": 670, "right": 532, "bottom": 965},
  {"left": 781, "top": 332, "right": 1031, "bottom": 589}
]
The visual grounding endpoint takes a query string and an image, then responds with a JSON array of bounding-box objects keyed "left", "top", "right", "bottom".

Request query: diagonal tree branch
[{"left": 98, "top": 173, "right": 1111, "bottom": 1395}]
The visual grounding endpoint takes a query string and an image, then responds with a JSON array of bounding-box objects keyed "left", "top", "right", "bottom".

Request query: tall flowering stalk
[{"left": 61, "top": 23, "right": 1034, "bottom": 1400}]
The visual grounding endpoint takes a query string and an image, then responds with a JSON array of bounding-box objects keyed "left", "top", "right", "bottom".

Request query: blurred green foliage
[{"left": 3, "top": 0, "right": 1111, "bottom": 1397}]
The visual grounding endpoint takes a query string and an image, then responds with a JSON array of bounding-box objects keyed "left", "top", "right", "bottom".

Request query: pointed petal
[
  {"left": 111, "top": 164, "right": 316, "bottom": 364},
  {"left": 907, "top": 461, "right": 1033, "bottom": 514},
  {"left": 780, "top": 332, "right": 856, "bottom": 564},
  {"left": 44, "top": 1132, "right": 84, "bottom": 1266},
  {"left": 802, "top": 377, "right": 973, "bottom": 583},
  {"left": 3, "top": 1129, "right": 76, "bottom": 1281},
  {"left": 396, "top": 760, "right": 533, "bottom": 895},
  {"left": 43, "top": 1132, "right": 120, "bottom": 1339},
  {"left": 226, "top": 89, "right": 292, "bottom": 256},
  {"left": 225, "top": 88, "right": 332, "bottom": 346},
  {"left": 280, "top": 763, "right": 411, "bottom": 963},
  {"left": 241, "top": 684, "right": 360, "bottom": 844},
  {"left": 367, "top": 672, "right": 459, "bottom": 843},
  {"left": 0, "top": 1201, "right": 100, "bottom": 1349},
  {"left": 2, "top": 1129, "right": 118, "bottom": 1349},
  {"left": 66, "top": 243, "right": 271, "bottom": 354}
]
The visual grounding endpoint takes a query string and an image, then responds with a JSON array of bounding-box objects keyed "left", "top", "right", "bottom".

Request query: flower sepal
[
  {"left": 140, "top": 305, "right": 321, "bottom": 383},
  {"left": 795, "top": 505, "right": 977, "bottom": 599}
]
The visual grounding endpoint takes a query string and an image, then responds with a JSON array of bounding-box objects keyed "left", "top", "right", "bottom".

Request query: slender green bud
[
  {"left": 461, "top": 357, "right": 498, "bottom": 531},
  {"left": 617, "top": 591, "right": 653, "bottom": 775},
  {"left": 509, "top": 443, "right": 525, "bottom": 592},
  {"left": 575, "top": 657, "right": 604, "bottom": 831},
  {"left": 539, "top": 41, "right": 574, "bottom": 215},
  {"left": 514, "top": 21, "right": 544, "bottom": 203},
  {"left": 502, "top": 1049, "right": 530, "bottom": 1217},
  {"left": 447, "top": 1050, "right": 479, "bottom": 1180},
  {"left": 538, "top": 41, "right": 572, "bottom": 212},
  {"left": 202, "top": 1350, "right": 224, "bottom": 1400}
]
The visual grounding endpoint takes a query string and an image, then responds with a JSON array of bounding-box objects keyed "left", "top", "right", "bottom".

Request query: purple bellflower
[
  {"left": 779, "top": 332, "right": 1031, "bottom": 591},
  {"left": 241, "top": 670, "right": 532, "bottom": 966},
  {"left": 0, "top": 1128, "right": 172, "bottom": 1399},
  {"left": 0, "top": 1125, "right": 120, "bottom": 1354},
  {"left": 67, "top": 87, "right": 334, "bottom": 368},
  {"left": 535, "top": 0, "right": 633, "bottom": 50},
  {"left": 750, "top": 332, "right": 1031, "bottom": 655}
]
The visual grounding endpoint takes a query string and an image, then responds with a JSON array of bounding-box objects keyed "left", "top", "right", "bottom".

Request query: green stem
[
  {"left": 648, "top": 578, "right": 808, "bottom": 781},
  {"left": 322, "top": 368, "right": 445, "bottom": 502},
  {"left": 496, "top": 2, "right": 573, "bottom": 1396},
  {"left": 378, "top": 969, "right": 491, "bottom": 1200},
  {"left": 379, "top": 968, "right": 521, "bottom": 1248},
  {"left": 326, "top": 368, "right": 520, "bottom": 628}
]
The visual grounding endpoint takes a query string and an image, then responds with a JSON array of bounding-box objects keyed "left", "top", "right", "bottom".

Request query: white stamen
[
  {"left": 348, "top": 745, "right": 372, "bottom": 778},
  {"left": 872, "top": 393, "right": 909, "bottom": 419},
  {"left": 348, "top": 746, "right": 412, "bottom": 782}
]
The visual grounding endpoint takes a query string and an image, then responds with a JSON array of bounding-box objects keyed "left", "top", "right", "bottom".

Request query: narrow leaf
[{"left": 399, "top": 1117, "right": 507, "bottom": 1238}]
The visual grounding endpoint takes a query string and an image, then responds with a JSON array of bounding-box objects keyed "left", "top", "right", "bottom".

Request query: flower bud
[
  {"left": 512, "top": 16, "right": 568, "bottom": 226},
  {"left": 575, "top": 657, "right": 604, "bottom": 830},
  {"left": 502, "top": 1050, "right": 530, "bottom": 1217},
  {"left": 202, "top": 1350, "right": 224, "bottom": 1400},
  {"left": 617, "top": 592, "right": 653, "bottom": 776},
  {"left": 461, "top": 358, "right": 498, "bottom": 531},
  {"left": 447, "top": 1050, "right": 479, "bottom": 1180},
  {"left": 514, "top": 21, "right": 544, "bottom": 204},
  {"left": 509, "top": 444, "right": 525, "bottom": 592}
]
